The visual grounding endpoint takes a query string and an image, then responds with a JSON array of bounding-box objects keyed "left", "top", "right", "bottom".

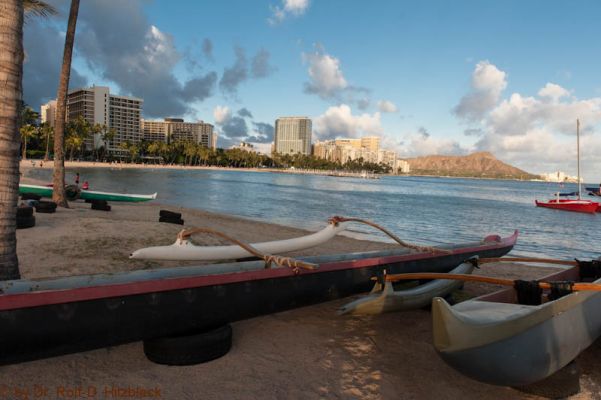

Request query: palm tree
[
  {"left": 0, "top": 0, "right": 25, "bottom": 280},
  {"left": 40, "top": 122, "right": 53, "bottom": 161},
  {"left": 0, "top": 0, "right": 57, "bottom": 281},
  {"left": 52, "top": 0, "right": 80, "bottom": 208},
  {"left": 19, "top": 125, "right": 36, "bottom": 160}
]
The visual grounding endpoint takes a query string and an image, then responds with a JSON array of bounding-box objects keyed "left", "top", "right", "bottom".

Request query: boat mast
[{"left": 577, "top": 118, "right": 581, "bottom": 200}]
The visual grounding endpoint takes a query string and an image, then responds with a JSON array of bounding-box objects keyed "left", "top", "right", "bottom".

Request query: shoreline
[{"left": 20, "top": 160, "right": 541, "bottom": 182}]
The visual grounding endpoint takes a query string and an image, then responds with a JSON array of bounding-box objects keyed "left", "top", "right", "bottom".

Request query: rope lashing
[
  {"left": 328, "top": 216, "right": 450, "bottom": 254},
  {"left": 548, "top": 281, "right": 575, "bottom": 301},
  {"left": 177, "top": 227, "right": 317, "bottom": 273}
]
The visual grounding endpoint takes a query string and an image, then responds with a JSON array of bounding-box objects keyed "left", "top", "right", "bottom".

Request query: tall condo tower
[
  {"left": 66, "top": 85, "right": 143, "bottom": 152},
  {"left": 274, "top": 116, "right": 312, "bottom": 155}
]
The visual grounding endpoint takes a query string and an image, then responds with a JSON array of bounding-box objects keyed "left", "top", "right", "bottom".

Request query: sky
[{"left": 22, "top": 0, "right": 601, "bottom": 181}]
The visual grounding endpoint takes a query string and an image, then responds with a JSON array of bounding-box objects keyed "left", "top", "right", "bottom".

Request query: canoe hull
[
  {"left": 434, "top": 291, "right": 601, "bottom": 387},
  {"left": 18, "top": 184, "right": 156, "bottom": 202},
  {"left": 0, "top": 232, "right": 517, "bottom": 365}
]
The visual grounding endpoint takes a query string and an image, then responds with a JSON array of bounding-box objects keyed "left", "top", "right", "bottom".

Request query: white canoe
[
  {"left": 338, "top": 260, "right": 476, "bottom": 315},
  {"left": 130, "top": 221, "right": 350, "bottom": 261}
]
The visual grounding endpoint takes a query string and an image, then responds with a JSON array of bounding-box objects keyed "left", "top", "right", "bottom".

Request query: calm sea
[{"left": 24, "top": 167, "right": 601, "bottom": 259}]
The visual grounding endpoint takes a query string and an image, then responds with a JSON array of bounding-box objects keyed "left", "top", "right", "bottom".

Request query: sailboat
[{"left": 535, "top": 119, "right": 600, "bottom": 213}]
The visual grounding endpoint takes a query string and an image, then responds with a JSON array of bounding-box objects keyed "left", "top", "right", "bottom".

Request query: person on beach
[
  {"left": 75, "top": 172, "right": 80, "bottom": 185},
  {"left": 82, "top": 181, "right": 89, "bottom": 190}
]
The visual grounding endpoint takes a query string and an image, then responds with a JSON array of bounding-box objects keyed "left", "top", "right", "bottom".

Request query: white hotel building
[{"left": 66, "top": 85, "right": 143, "bottom": 152}]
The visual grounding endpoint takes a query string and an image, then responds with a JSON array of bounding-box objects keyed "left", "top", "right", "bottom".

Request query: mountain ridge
[{"left": 405, "top": 152, "right": 538, "bottom": 180}]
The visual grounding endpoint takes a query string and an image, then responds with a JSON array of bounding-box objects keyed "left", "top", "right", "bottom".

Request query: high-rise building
[
  {"left": 141, "top": 118, "right": 216, "bottom": 148},
  {"left": 66, "top": 85, "right": 143, "bottom": 151},
  {"left": 40, "top": 100, "right": 57, "bottom": 128},
  {"left": 274, "top": 116, "right": 312, "bottom": 155},
  {"left": 361, "top": 136, "right": 380, "bottom": 153}
]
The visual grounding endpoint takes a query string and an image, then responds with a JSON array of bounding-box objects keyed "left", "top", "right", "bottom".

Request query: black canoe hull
[{"left": 0, "top": 232, "right": 517, "bottom": 364}]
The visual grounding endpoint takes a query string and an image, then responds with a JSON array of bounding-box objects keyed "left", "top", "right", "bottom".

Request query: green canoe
[{"left": 19, "top": 184, "right": 157, "bottom": 202}]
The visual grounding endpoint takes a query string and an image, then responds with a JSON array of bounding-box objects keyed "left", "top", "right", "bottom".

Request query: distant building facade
[
  {"left": 313, "top": 136, "right": 382, "bottom": 164},
  {"left": 395, "top": 159, "right": 411, "bottom": 174},
  {"left": 230, "top": 142, "right": 257, "bottom": 152},
  {"left": 141, "top": 118, "right": 216, "bottom": 148},
  {"left": 66, "top": 85, "right": 143, "bottom": 151},
  {"left": 40, "top": 100, "right": 57, "bottom": 128},
  {"left": 274, "top": 116, "right": 312, "bottom": 155},
  {"left": 541, "top": 171, "right": 581, "bottom": 183}
]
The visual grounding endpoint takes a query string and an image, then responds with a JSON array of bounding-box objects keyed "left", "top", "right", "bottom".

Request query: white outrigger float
[
  {"left": 338, "top": 259, "right": 477, "bottom": 315},
  {"left": 131, "top": 219, "right": 351, "bottom": 261}
]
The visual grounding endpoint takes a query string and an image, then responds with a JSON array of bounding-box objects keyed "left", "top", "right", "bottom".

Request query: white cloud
[
  {"left": 313, "top": 104, "right": 382, "bottom": 140},
  {"left": 213, "top": 105, "right": 231, "bottom": 124},
  {"left": 454, "top": 64, "right": 601, "bottom": 179},
  {"left": 454, "top": 60, "right": 507, "bottom": 121},
  {"left": 269, "top": 0, "right": 310, "bottom": 24},
  {"left": 538, "top": 83, "right": 570, "bottom": 102},
  {"left": 303, "top": 48, "right": 348, "bottom": 99},
  {"left": 377, "top": 100, "right": 398, "bottom": 113}
]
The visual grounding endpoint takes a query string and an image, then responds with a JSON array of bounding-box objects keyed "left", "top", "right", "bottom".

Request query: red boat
[
  {"left": 535, "top": 120, "right": 600, "bottom": 214},
  {"left": 556, "top": 198, "right": 601, "bottom": 212},
  {"left": 535, "top": 199, "right": 598, "bottom": 213}
]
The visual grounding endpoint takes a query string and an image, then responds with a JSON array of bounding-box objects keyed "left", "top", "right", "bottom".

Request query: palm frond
[{"left": 24, "top": 0, "right": 58, "bottom": 20}]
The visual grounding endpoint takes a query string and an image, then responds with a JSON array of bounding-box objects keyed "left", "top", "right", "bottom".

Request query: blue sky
[{"left": 23, "top": 0, "right": 601, "bottom": 180}]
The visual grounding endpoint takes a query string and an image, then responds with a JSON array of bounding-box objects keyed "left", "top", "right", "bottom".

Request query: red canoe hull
[{"left": 535, "top": 199, "right": 599, "bottom": 213}]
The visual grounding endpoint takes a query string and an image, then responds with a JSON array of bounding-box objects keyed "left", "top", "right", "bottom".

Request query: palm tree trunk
[
  {"left": 0, "top": 0, "right": 23, "bottom": 280},
  {"left": 44, "top": 129, "right": 50, "bottom": 161},
  {"left": 52, "top": 0, "right": 80, "bottom": 207},
  {"left": 22, "top": 137, "right": 27, "bottom": 159}
]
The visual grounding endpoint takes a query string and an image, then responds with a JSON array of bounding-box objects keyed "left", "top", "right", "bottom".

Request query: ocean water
[{"left": 24, "top": 167, "right": 601, "bottom": 259}]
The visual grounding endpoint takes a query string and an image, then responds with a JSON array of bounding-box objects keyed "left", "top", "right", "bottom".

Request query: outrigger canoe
[
  {"left": 432, "top": 258, "right": 601, "bottom": 387},
  {"left": 0, "top": 231, "right": 517, "bottom": 365},
  {"left": 131, "top": 221, "right": 351, "bottom": 261},
  {"left": 19, "top": 184, "right": 157, "bottom": 202},
  {"left": 338, "top": 259, "right": 476, "bottom": 315}
]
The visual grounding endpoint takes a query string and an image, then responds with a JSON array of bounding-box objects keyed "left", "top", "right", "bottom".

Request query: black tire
[
  {"left": 159, "top": 216, "right": 184, "bottom": 225},
  {"left": 143, "top": 325, "right": 232, "bottom": 366},
  {"left": 65, "top": 184, "right": 80, "bottom": 201},
  {"left": 35, "top": 201, "right": 57, "bottom": 212},
  {"left": 21, "top": 193, "right": 42, "bottom": 201},
  {"left": 91, "top": 199, "right": 108, "bottom": 206},
  {"left": 16, "top": 215, "right": 35, "bottom": 229},
  {"left": 91, "top": 203, "right": 111, "bottom": 211},
  {"left": 35, "top": 207, "right": 56, "bottom": 214},
  {"left": 159, "top": 210, "right": 182, "bottom": 219},
  {"left": 17, "top": 206, "right": 33, "bottom": 218}
]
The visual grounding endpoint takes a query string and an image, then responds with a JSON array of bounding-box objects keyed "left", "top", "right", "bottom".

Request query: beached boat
[
  {"left": 131, "top": 220, "right": 351, "bottom": 261},
  {"left": 432, "top": 258, "right": 601, "bottom": 387},
  {"left": 19, "top": 183, "right": 157, "bottom": 202},
  {"left": 338, "top": 259, "right": 477, "bottom": 315},
  {"left": 0, "top": 231, "right": 516, "bottom": 365}
]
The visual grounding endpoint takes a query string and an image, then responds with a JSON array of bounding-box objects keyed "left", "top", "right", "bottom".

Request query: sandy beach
[{"left": 4, "top": 175, "right": 599, "bottom": 399}]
